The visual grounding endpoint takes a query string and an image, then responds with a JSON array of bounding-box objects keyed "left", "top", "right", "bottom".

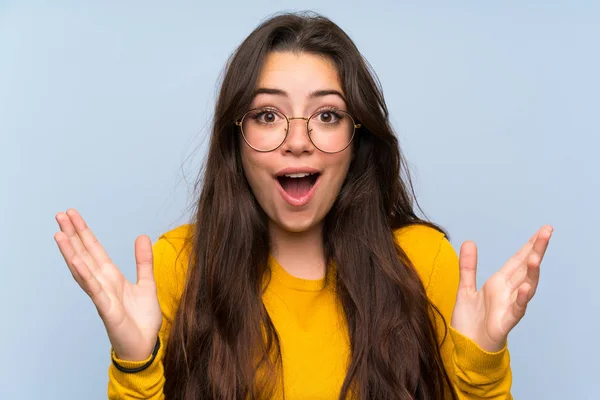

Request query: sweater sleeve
[
  {"left": 428, "top": 236, "right": 513, "bottom": 400},
  {"left": 107, "top": 232, "right": 189, "bottom": 399}
]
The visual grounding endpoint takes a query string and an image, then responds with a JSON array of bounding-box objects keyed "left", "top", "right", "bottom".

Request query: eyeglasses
[{"left": 235, "top": 108, "right": 361, "bottom": 153}]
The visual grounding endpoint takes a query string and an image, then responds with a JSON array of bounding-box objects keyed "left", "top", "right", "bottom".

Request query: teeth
[{"left": 284, "top": 172, "right": 313, "bottom": 178}]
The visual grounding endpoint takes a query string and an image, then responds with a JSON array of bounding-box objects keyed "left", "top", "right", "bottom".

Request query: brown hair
[{"left": 163, "top": 12, "right": 458, "bottom": 400}]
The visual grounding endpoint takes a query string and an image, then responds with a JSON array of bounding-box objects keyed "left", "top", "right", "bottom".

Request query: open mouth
[{"left": 276, "top": 172, "right": 320, "bottom": 199}]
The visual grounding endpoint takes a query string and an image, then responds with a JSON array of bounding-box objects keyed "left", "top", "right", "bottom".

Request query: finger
[
  {"left": 135, "top": 235, "right": 155, "bottom": 286},
  {"left": 56, "top": 211, "right": 100, "bottom": 272},
  {"left": 66, "top": 209, "right": 113, "bottom": 268},
  {"left": 458, "top": 241, "right": 478, "bottom": 294},
  {"left": 507, "top": 226, "right": 552, "bottom": 290},
  {"left": 500, "top": 229, "right": 541, "bottom": 278},
  {"left": 56, "top": 211, "right": 86, "bottom": 254},
  {"left": 71, "top": 254, "right": 112, "bottom": 316},
  {"left": 530, "top": 225, "right": 553, "bottom": 266},
  {"left": 525, "top": 225, "right": 553, "bottom": 286},
  {"left": 515, "top": 230, "right": 540, "bottom": 262},
  {"left": 54, "top": 231, "right": 85, "bottom": 286},
  {"left": 513, "top": 282, "right": 533, "bottom": 319}
]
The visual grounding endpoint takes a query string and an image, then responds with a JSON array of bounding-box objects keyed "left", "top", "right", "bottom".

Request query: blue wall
[{"left": 1, "top": 1, "right": 598, "bottom": 398}]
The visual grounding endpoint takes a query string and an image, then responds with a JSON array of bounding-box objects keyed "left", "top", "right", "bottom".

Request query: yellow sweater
[{"left": 108, "top": 224, "right": 512, "bottom": 399}]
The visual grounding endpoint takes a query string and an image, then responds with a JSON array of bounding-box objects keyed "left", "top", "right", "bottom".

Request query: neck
[{"left": 268, "top": 221, "right": 326, "bottom": 280}]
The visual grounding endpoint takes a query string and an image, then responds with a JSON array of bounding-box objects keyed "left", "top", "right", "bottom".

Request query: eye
[
  {"left": 261, "top": 112, "right": 276, "bottom": 123},
  {"left": 315, "top": 110, "right": 341, "bottom": 124},
  {"left": 249, "top": 109, "right": 284, "bottom": 124}
]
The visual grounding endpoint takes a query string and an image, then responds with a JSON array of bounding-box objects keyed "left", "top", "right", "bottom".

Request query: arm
[
  {"left": 108, "top": 233, "right": 188, "bottom": 399},
  {"left": 428, "top": 237, "right": 513, "bottom": 399}
]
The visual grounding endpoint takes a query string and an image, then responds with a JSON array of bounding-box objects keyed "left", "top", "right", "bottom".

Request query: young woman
[{"left": 54, "top": 12, "right": 552, "bottom": 400}]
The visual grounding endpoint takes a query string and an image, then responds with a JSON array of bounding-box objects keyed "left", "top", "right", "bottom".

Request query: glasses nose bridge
[{"left": 286, "top": 116, "right": 310, "bottom": 135}]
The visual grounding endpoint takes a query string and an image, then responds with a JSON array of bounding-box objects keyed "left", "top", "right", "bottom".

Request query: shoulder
[
  {"left": 154, "top": 224, "right": 194, "bottom": 261},
  {"left": 393, "top": 223, "right": 447, "bottom": 268},
  {"left": 158, "top": 223, "right": 194, "bottom": 244},
  {"left": 152, "top": 224, "right": 194, "bottom": 306},
  {"left": 393, "top": 224, "right": 458, "bottom": 291}
]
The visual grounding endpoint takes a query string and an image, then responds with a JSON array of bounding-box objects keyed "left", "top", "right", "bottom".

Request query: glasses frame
[{"left": 235, "top": 108, "right": 361, "bottom": 154}]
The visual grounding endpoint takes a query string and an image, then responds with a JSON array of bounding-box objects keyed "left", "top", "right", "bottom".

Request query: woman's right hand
[{"left": 54, "top": 209, "right": 163, "bottom": 362}]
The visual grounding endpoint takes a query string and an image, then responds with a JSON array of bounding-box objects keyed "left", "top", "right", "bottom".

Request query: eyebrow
[{"left": 253, "top": 88, "right": 347, "bottom": 102}]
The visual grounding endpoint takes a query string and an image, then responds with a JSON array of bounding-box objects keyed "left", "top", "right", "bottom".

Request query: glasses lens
[
  {"left": 241, "top": 109, "right": 287, "bottom": 151},
  {"left": 308, "top": 110, "right": 355, "bottom": 153}
]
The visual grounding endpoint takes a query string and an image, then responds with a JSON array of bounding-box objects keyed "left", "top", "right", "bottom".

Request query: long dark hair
[{"left": 163, "top": 12, "right": 458, "bottom": 400}]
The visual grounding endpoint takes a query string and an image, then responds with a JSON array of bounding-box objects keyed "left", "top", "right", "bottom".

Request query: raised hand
[
  {"left": 54, "top": 209, "right": 162, "bottom": 361},
  {"left": 450, "top": 225, "right": 553, "bottom": 352}
]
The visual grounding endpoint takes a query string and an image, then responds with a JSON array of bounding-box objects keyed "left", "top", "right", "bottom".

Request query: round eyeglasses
[{"left": 235, "top": 108, "right": 361, "bottom": 153}]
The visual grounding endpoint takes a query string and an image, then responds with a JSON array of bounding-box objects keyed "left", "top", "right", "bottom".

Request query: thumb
[
  {"left": 458, "top": 241, "right": 478, "bottom": 294},
  {"left": 135, "top": 235, "right": 155, "bottom": 286}
]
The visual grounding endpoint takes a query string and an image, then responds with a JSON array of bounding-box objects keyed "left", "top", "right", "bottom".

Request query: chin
[{"left": 274, "top": 214, "right": 320, "bottom": 234}]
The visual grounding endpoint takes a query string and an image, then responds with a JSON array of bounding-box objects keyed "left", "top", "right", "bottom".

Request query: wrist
[
  {"left": 475, "top": 333, "right": 507, "bottom": 353},
  {"left": 112, "top": 337, "right": 161, "bottom": 373},
  {"left": 113, "top": 338, "right": 158, "bottom": 362},
  {"left": 449, "top": 323, "right": 507, "bottom": 353}
]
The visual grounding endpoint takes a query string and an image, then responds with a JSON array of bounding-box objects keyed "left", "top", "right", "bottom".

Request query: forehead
[{"left": 256, "top": 51, "right": 344, "bottom": 94}]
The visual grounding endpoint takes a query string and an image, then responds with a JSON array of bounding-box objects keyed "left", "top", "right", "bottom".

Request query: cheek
[
  {"left": 328, "top": 151, "right": 353, "bottom": 186},
  {"left": 241, "top": 147, "right": 271, "bottom": 195},
  {"left": 241, "top": 148, "right": 259, "bottom": 189}
]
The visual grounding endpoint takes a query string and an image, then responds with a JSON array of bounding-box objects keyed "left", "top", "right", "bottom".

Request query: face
[{"left": 240, "top": 51, "right": 353, "bottom": 234}]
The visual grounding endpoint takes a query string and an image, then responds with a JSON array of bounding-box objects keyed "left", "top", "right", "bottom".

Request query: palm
[
  {"left": 97, "top": 262, "right": 159, "bottom": 333},
  {"left": 54, "top": 209, "right": 162, "bottom": 361},
  {"left": 450, "top": 226, "right": 553, "bottom": 352}
]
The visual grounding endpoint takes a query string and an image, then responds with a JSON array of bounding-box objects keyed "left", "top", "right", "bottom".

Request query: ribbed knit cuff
[
  {"left": 449, "top": 326, "right": 510, "bottom": 380},
  {"left": 108, "top": 337, "right": 166, "bottom": 399},
  {"left": 110, "top": 337, "right": 163, "bottom": 375}
]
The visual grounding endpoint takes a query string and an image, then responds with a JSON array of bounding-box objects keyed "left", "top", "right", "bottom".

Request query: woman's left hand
[{"left": 450, "top": 225, "right": 553, "bottom": 352}]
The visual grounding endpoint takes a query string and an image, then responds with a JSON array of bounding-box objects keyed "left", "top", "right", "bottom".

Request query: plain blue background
[{"left": 1, "top": 1, "right": 598, "bottom": 399}]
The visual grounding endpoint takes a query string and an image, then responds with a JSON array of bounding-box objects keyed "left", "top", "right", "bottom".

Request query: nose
[{"left": 280, "top": 118, "right": 314, "bottom": 155}]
